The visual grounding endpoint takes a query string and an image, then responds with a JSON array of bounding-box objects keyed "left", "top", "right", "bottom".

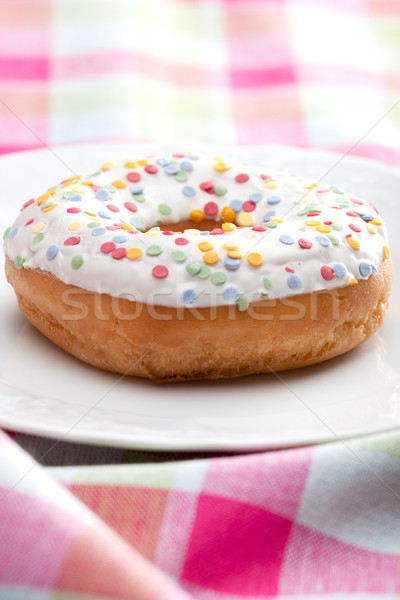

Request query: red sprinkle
[
  {"left": 145, "top": 164, "right": 158, "bottom": 174},
  {"left": 200, "top": 181, "right": 215, "bottom": 194},
  {"left": 235, "top": 173, "right": 249, "bottom": 183},
  {"left": 106, "top": 204, "right": 120, "bottom": 212},
  {"left": 101, "top": 241, "right": 116, "bottom": 253},
  {"left": 162, "top": 231, "right": 174, "bottom": 235},
  {"left": 22, "top": 199, "right": 35, "bottom": 209},
  {"left": 175, "top": 237, "right": 189, "bottom": 245},
  {"left": 298, "top": 238, "right": 312, "bottom": 249},
  {"left": 204, "top": 201, "right": 218, "bottom": 216},
  {"left": 345, "top": 234, "right": 352, "bottom": 239},
  {"left": 307, "top": 212, "right": 321, "bottom": 217},
  {"left": 25, "top": 218, "right": 34, "bottom": 226},
  {"left": 64, "top": 236, "right": 80, "bottom": 246},
  {"left": 124, "top": 201, "right": 137, "bottom": 213},
  {"left": 243, "top": 201, "right": 256, "bottom": 212},
  {"left": 152, "top": 265, "right": 169, "bottom": 279},
  {"left": 331, "top": 206, "right": 342, "bottom": 210},
  {"left": 112, "top": 247, "right": 127, "bottom": 260},
  {"left": 346, "top": 211, "right": 359, "bottom": 218},
  {"left": 285, "top": 267, "right": 295, "bottom": 273},
  {"left": 127, "top": 171, "right": 141, "bottom": 183},
  {"left": 209, "top": 228, "right": 224, "bottom": 235},
  {"left": 349, "top": 223, "right": 362, "bottom": 233},
  {"left": 252, "top": 225, "right": 267, "bottom": 232},
  {"left": 323, "top": 221, "right": 333, "bottom": 225},
  {"left": 67, "top": 207, "right": 81, "bottom": 214},
  {"left": 321, "top": 265, "right": 335, "bottom": 280}
]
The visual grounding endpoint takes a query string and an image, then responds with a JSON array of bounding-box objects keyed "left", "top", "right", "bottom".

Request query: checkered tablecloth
[{"left": 1, "top": 0, "right": 400, "bottom": 598}]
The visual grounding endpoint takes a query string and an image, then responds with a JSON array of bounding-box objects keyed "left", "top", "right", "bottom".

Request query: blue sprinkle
[
  {"left": 91, "top": 227, "right": 107, "bottom": 236},
  {"left": 180, "top": 161, "right": 194, "bottom": 172},
  {"left": 333, "top": 263, "right": 347, "bottom": 278},
  {"left": 263, "top": 210, "right": 276, "bottom": 221},
  {"left": 113, "top": 235, "right": 128, "bottom": 244},
  {"left": 95, "top": 189, "right": 109, "bottom": 201},
  {"left": 315, "top": 235, "right": 330, "bottom": 247},
  {"left": 229, "top": 199, "right": 243, "bottom": 212},
  {"left": 164, "top": 164, "right": 180, "bottom": 175},
  {"left": 8, "top": 227, "right": 19, "bottom": 240},
  {"left": 131, "top": 185, "right": 144, "bottom": 195},
  {"left": 287, "top": 274, "right": 302, "bottom": 290},
  {"left": 69, "top": 193, "right": 82, "bottom": 202},
  {"left": 279, "top": 234, "right": 295, "bottom": 245},
  {"left": 223, "top": 286, "right": 240, "bottom": 301},
  {"left": 97, "top": 210, "right": 112, "bottom": 220},
  {"left": 187, "top": 154, "right": 199, "bottom": 160},
  {"left": 371, "top": 264, "right": 378, "bottom": 274},
  {"left": 200, "top": 231, "right": 208, "bottom": 235},
  {"left": 359, "top": 262, "right": 372, "bottom": 278},
  {"left": 130, "top": 217, "right": 142, "bottom": 229},
  {"left": 250, "top": 192, "right": 263, "bottom": 203},
  {"left": 156, "top": 158, "right": 169, "bottom": 166},
  {"left": 182, "top": 185, "right": 196, "bottom": 198},
  {"left": 182, "top": 289, "right": 198, "bottom": 305},
  {"left": 224, "top": 256, "right": 240, "bottom": 270},
  {"left": 46, "top": 244, "right": 59, "bottom": 260},
  {"left": 362, "top": 214, "right": 374, "bottom": 222},
  {"left": 267, "top": 195, "right": 282, "bottom": 205}
]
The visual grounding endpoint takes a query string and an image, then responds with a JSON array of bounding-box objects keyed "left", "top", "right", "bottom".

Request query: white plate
[{"left": 0, "top": 142, "right": 399, "bottom": 451}]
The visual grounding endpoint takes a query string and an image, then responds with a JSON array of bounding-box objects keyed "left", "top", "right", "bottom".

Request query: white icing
[{"left": 4, "top": 151, "right": 389, "bottom": 308}]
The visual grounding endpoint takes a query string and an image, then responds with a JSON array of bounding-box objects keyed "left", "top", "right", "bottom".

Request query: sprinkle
[
  {"left": 228, "top": 250, "right": 242, "bottom": 259},
  {"left": 182, "top": 186, "right": 196, "bottom": 198},
  {"left": 224, "top": 256, "right": 240, "bottom": 270},
  {"left": 14, "top": 255, "right": 25, "bottom": 269},
  {"left": 305, "top": 220, "right": 320, "bottom": 227},
  {"left": 333, "top": 263, "right": 347, "bottom": 278},
  {"left": 349, "top": 223, "right": 362, "bottom": 233},
  {"left": 106, "top": 204, "right": 119, "bottom": 213},
  {"left": 263, "top": 181, "right": 278, "bottom": 190},
  {"left": 204, "top": 201, "right": 218, "bottom": 216},
  {"left": 235, "top": 173, "right": 249, "bottom": 183},
  {"left": 198, "top": 241, "right": 213, "bottom": 252},
  {"left": 112, "top": 247, "right": 127, "bottom": 260},
  {"left": 214, "top": 184, "right": 227, "bottom": 197},
  {"left": 164, "top": 164, "right": 179, "bottom": 175},
  {"left": 158, "top": 203, "right": 171, "bottom": 216},
  {"left": 145, "top": 164, "right": 158, "bottom": 174},
  {"left": 383, "top": 244, "right": 390, "bottom": 259},
  {"left": 347, "top": 236, "right": 360, "bottom": 250},
  {"left": 71, "top": 255, "right": 84, "bottom": 270},
  {"left": 127, "top": 172, "right": 141, "bottom": 183},
  {"left": 175, "top": 237, "right": 189, "bottom": 246},
  {"left": 32, "top": 222, "right": 45, "bottom": 233},
  {"left": 279, "top": 234, "right": 295, "bottom": 245},
  {"left": 211, "top": 272, "right": 226, "bottom": 285},
  {"left": 69, "top": 194, "right": 82, "bottom": 202},
  {"left": 146, "top": 244, "right": 162, "bottom": 256},
  {"left": 222, "top": 222, "right": 236, "bottom": 232},
  {"left": 100, "top": 241, "right": 116, "bottom": 253},
  {"left": 131, "top": 185, "right": 144, "bottom": 195},
  {"left": 172, "top": 250, "right": 186, "bottom": 262},
  {"left": 67, "top": 207, "right": 81, "bottom": 214},
  {"left": 181, "top": 161, "right": 194, "bottom": 172},
  {"left": 247, "top": 252, "right": 263, "bottom": 266},
  {"left": 3, "top": 227, "right": 11, "bottom": 240},
  {"left": 327, "top": 234, "right": 339, "bottom": 246},
  {"left": 270, "top": 216, "right": 284, "bottom": 223},
  {"left": 287, "top": 274, "right": 302, "bottom": 289},
  {"left": 204, "top": 251, "right": 219, "bottom": 265},
  {"left": 175, "top": 171, "right": 188, "bottom": 183},
  {"left": 200, "top": 181, "right": 215, "bottom": 194},
  {"left": 348, "top": 277, "right": 358, "bottom": 285},
  {"left": 267, "top": 195, "right": 282, "bottom": 205},
  {"left": 221, "top": 206, "right": 236, "bottom": 222},
  {"left": 359, "top": 262, "right": 372, "bottom": 278},
  {"left": 156, "top": 158, "right": 169, "bottom": 166},
  {"left": 37, "top": 192, "right": 52, "bottom": 206},
  {"left": 183, "top": 289, "right": 197, "bottom": 304},
  {"left": 197, "top": 265, "right": 210, "bottom": 279},
  {"left": 113, "top": 235, "right": 128, "bottom": 244},
  {"left": 266, "top": 221, "right": 278, "bottom": 229},
  {"left": 316, "top": 224, "right": 331, "bottom": 233},
  {"left": 366, "top": 224, "right": 377, "bottom": 234},
  {"left": 243, "top": 201, "right": 256, "bottom": 212},
  {"left": 124, "top": 161, "right": 137, "bottom": 168},
  {"left": 230, "top": 199, "right": 243, "bottom": 212},
  {"left": 346, "top": 211, "right": 359, "bottom": 218},
  {"left": 252, "top": 225, "right": 266, "bottom": 232},
  {"left": 186, "top": 261, "right": 202, "bottom": 275},
  {"left": 68, "top": 221, "right": 83, "bottom": 231},
  {"left": 223, "top": 286, "right": 240, "bottom": 301},
  {"left": 332, "top": 223, "right": 343, "bottom": 231},
  {"left": 263, "top": 277, "right": 272, "bottom": 290},
  {"left": 32, "top": 232, "right": 44, "bottom": 244},
  {"left": 370, "top": 219, "right": 383, "bottom": 226},
  {"left": 92, "top": 227, "right": 106, "bottom": 236},
  {"left": 236, "top": 296, "right": 249, "bottom": 311},
  {"left": 263, "top": 210, "right": 276, "bottom": 222},
  {"left": 189, "top": 209, "right": 204, "bottom": 223},
  {"left": 298, "top": 238, "right": 312, "bottom": 249},
  {"left": 214, "top": 162, "right": 227, "bottom": 172},
  {"left": 321, "top": 265, "right": 335, "bottom": 280},
  {"left": 315, "top": 236, "right": 330, "bottom": 247},
  {"left": 126, "top": 247, "right": 142, "bottom": 260},
  {"left": 25, "top": 219, "right": 34, "bottom": 226},
  {"left": 152, "top": 265, "right": 168, "bottom": 279},
  {"left": 237, "top": 212, "right": 253, "bottom": 227},
  {"left": 22, "top": 199, "right": 35, "bottom": 209},
  {"left": 250, "top": 193, "right": 263, "bottom": 203},
  {"left": 124, "top": 201, "right": 137, "bottom": 213},
  {"left": 362, "top": 214, "right": 374, "bottom": 222},
  {"left": 98, "top": 211, "right": 113, "bottom": 219}
]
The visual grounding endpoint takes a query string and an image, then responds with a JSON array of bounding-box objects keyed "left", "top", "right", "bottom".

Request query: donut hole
[{"left": 154, "top": 219, "right": 225, "bottom": 233}]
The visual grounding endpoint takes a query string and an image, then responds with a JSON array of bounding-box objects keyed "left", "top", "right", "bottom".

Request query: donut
[{"left": 4, "top": 151, "right": 392, "bottom": 382}]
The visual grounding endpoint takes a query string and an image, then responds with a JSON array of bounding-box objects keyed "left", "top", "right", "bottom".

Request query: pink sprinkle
[
  {"left": 106, "top": 225, "right": 120, "bottom": 231},
  {"left": 22, "top": 199, "right": 35, "bottom": 210},
  {"left": 91, "top": 185, "right": 101, "bottom": 192},
  {"left": 25, "top": 218, "right": 34, "bottom": 226},
  {"left": 124, "top": 201, "right": 137, "bottom": 213},
  {"left": 260, "top": 174, "right": 271, "bottom": 180},
  {"left": 285, "top": 267, "right": 294, "bottom": 273},
  {"left": 307, "top": 212, "right": 320, "bottom": 217},
  {"left": 128, "top": 230, "right": 139, "bottom": 234},
  {"left": 127, "top": 172, "right": 141, "bottom": 183},
  {"left": 350, "top": 198, "right": 363, "bottom": 205},
  {"left": 349, "top": 223, "right": 362, "bottom": 233},
  {"left": 298, "top": 238, "right": 312, "bottom": 249},
  {"left": 321, "top": 265, "right": 335, "bottom": 281},
  {"left": 101, "top": 241, "right": 116, "bottom": 253},
  {"left": 323, "top": 220, "right": 333, "bottom": 225},
  {"left": 64, "top": 236, "right": 80, "bottom": 246},
  {"left": 346, "top": 211, "right": 359, "bottom": 218},
  {"left": 172, "top": 153, "right": 185, "bottom": 158},
  {"left": 331, "top": 206, "right": 342, "bottom": 210},
  {"left": 252, "top": 225, "right": 267, "bottom": 232},
  {"left": 235, "top": 173, "right": 249, "bottom": 183},
  {"left": 204, "top": 201, "right": 218, "bottom": 216},
  {"left": 112, "top": 247, "right": 127, "bottom": 260},
  {"left": 106, "top": 204, "right": 120, "bottom": 212},
  {"left": 200, "top": 181, "right": 215, "bottom": 194},
  {"left": 145, "top": 164, "right": 158, "bottom": 174},
  {"left": 162, "top": 231, "right": 174, "bottom": 235},
  {"left": 345, "top": 234, "right": 352, "bottom": 239},
  {"left": 175, "top": 237, "right": 189, "bottom": 245},
  {"left": 209, "top": 228, "right": 224, "bottom": 235},
  {"left": 243, "top": 201, "right": 256, "bottom": 212},
  {"left": 67, "top": 207, "right": 81, "bottom": 214},
  {"left": 152, "top": 265, "right": 168, "bottom": 279}
]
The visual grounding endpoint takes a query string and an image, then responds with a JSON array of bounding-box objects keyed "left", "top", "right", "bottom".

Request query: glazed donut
[{"left": 4, "top": 151, "right": 392, "bottom": 381}]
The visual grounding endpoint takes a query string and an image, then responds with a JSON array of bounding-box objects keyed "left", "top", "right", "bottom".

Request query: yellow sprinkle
[
  {"left": 301, "top": 196, "right": 314, "bottom": 203},
  {"left": 89, "top": 217, "right": 100, "bottom": 222},
  {"left": 43, "top": 203, "right": 58, "bottom": 213},
  {"left": 37, "top": 192, "right": 51, "bottom": 206},
  {"left": 383, "top": 244, "right": 390, "bottom": 260},
  {"left": 214, "top": 156, "right": 224, "bottom": 161},
  {"left": 184, "top": 229, "right": 200, "bottom": 235},
  {"left": 124, "top": 161, "right": 137, "bottom": 169},
  {"left": 204, "top": 251, "right": 219, "bottom": 265},
  {"left": 270, "top": 217, "right": 284, "bottom": 223},
  {"left": 247, "top": 252, "right": 263, "bottom": 267},
  {"left": 145, "top": 230, "right": 160, "bottom": 237},
  {"left": 366, "top": 223, "right": 377, "bottom": 235},
  {"left": 214, "top": 163, "right": 228, "bottom": 172},
  {"left": 316, "top": 225, "right": 332, "bottom": 233},
  {"left": 72, "top": 184, "right": 87, "bottom": 193},
  {"left": 82, "top": 180, "right": 94, "bottom": 186},
  {"left": 65, "top": 174, "right": 82, "bottom": 182},
  {"left": 189, "top": 209, "right": 204, "bottom": 223},
  {"left": 347, "top": 236, "right": 360, "bottom": 250},
  {"left": 370, "top": 219, "right": 383, "bottom": 226},
  {"left": 112, "top": 179, "right": 127, "bottom": 189},
  {"left": 305, "top": 220, "right": 321, "bottom": 227},
  {"left": 198, "top": 241, "right": 213, "bottom": 252},
  {"left": 101, "top": 161, "right": 115, "bottom": 171},
  {"left": 223, "top": 242, "right": 238, "bottom": 251},
  {"left": 237, "top": 212, "right": 253, "bottom": 227},
  {"left": 126, "top": 247, "right": 142, "bottom": 260},
  {"left": 68, "top": 221, "right": 83, "bottom": 231},
  {"left": 306, "top": 182, "right": 318, "bottom": 190},
  {"left": 137, "top": 159, "right": 148, "bottom": 166},
  {"left": 221, "top": 206, "right": 236, "bottom": 222},
  {"left": 121, "top": 223, "right": 136, "bottom": 230},
  {"left": 32, "top": 221, "right": 46, "bottom": 233},
  {"left": 348, "top": 277, "right": 358, "bottom": 285},
  {"left": 263, "top": 181, "right": 278, "bottom": 190},
  {"left": 222, "top": 222, "right": 236, "bottom": 232},
  {"left": 228, "top": 250, "right": 242, "bottom": 259}
]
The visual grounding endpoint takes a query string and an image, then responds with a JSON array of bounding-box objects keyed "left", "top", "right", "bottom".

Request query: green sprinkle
[
  {"left": 32, "top": 233, "right": 44, "bottom": 244},
  {"left": 71, "top": 255, "right": 84, "bottom": 270},
  {"left": 146, "top": 244, "right": 162, "bottom": 256},
  {"left": 84, "top": 210, "right": 97, "bottom": 217},
  {"left": 331, "top": 187, "right": 344, "bottom": 195},
  {"left": 48, "top": 184, "right": 58, "bottom": 191},
  {"left": 103, "top": 185, "right": 117, "bottom": 193},
  {"left": 135, "top": 193, "right": 146, "bottom": 203},
  {"left": 41, "top": 201, "right": 53, "bottom": 210},
  {"left": 87, "top": 222, "right": 100, "bottom": 228},
  {"left": 214, "top": 184, "right": 227, "bottom": 197},
  {"left": 211, "top": 271, "right": 226, "bottom": 286},
  {"left": 3, "top": 227, "right": 11, "bottom": 240},
  {"left": 327, "top": 233, "right": 339, "bottom": 246},
  {"left": 265, "top": 221, "right": 278, "bottom": 229},
  {"left": 332, "top": 223, "right": 343, "bottom": 231},
  {"left": 88, "top": 170, "right": 101, "bottom": 178},
  {"left": 14, "top": 255, "right": 25, "bottom": 269},
  {"left": 171, "top": 250, "right": 186, "bottom": 262},
  {"left": 158, "top": 203, "right": 171, "bottom": 216},
  {"left": 186, "top": 261, "right": 201, "bottom": 275},
  {"left": 352, "top": 208, "right": 366, "bottom": 216},
  {"left": 197, "top": 265, "right": 210, "bottom": 279},
  {"left": 297, "top": 208, "right": 310, "bottom": 216},
  {"left": 174, "top": 171, "right": 188, "bottom": 183},
  {"left": 148, "top": 227, "right": 160, "bottom": 232},
  {"left": 236, "top": 296, "right": 249, "bottom": 311},
  {"left": 63, "top": 192, "right": 74, "bottom": 199},
  {"left": 263, "top": 277, "right": 272, "bottom": 290}
]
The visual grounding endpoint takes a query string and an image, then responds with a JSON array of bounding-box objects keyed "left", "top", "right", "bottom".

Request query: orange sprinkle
[
  {"left": 101, "top": 161, "right": 115, "bottom": 171},
  {"left": 383, "top": 244, "right": 390, "bottom": 259},
  {"left": 189, "top": 209, "right": 204, "bottom": 223},
  {"left": 221, "top": 206, "right": 236, "bottom": 222},
  {"left": 65, "top": 174, "right": 82, "bottom": 182},
  {"left": 228, "top": 250, "right": 242, "bottom": 259},
  {"left": 82, "top": 180, "right": 94, "bottom": 186},
  {"left": 198, "top": 241, "right": 213, "bottom": 252},
  {"left": 126, "top": 247, "right": 143, "bottom": 260},
  {"left": 43, "top": 203, "right": 58, "bottom": 213},
  {"left": 348, "top": 277, "right": 358, "bottom": 285},
  {"left": 316, "top": 225, "right": 331, "bottom": 233},
  {"left": 137, "top": 159, "right": 148, "bottom": 166},
  {"left": 370, "top": 219, "right": 383, "bottom": 226},
  {"left": 214, "top": 163, "right": 228, "bottom": 172},
  {"left": 37, "top": 192, "right": 51, "bottom": 206},
  {"left": 247, "top": 252, "right": 263, "bottom": 267},
  {"left": 305, "top": 220, "right": 321, "bottom": 227},
  {"left": 203, "top": 251, "right": 219, "bottom": 265},
  {"left": 347, "top": 236, "right": 360, "bottom": 250},
  {"left": 112, "top": 179, "right": 127, "bottom": 189},
  {"left": 124, "top": 161, "right": 137, "bottom": 169}
]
